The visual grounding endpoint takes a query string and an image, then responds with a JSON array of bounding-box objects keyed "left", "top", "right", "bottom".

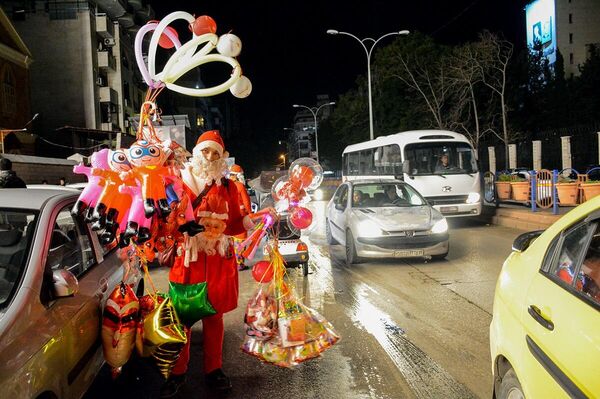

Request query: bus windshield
[{"left": 404, "top": 142, "right": 478, "bottom": 175}]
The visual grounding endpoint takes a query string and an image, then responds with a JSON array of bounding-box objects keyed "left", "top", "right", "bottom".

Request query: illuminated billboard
[{"left": 525, "top": 0, "right": 557, "bottom": 64}]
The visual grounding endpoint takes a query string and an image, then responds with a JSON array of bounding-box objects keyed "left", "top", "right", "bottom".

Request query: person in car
[
  {"left": 352, "top": 190, "right": 364, "bottom": 207},
  {"left": 435, "top": 154, "right": 453, "bottom": 172}
]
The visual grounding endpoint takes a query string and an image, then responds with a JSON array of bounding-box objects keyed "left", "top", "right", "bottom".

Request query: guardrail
[{"left": 484, "top": 167, "right": 600, "bottom": 215}]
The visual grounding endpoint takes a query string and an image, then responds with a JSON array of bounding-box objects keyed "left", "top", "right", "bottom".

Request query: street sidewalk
[{"left": 477, "top": 203, "right": 574, "bottom": 231}]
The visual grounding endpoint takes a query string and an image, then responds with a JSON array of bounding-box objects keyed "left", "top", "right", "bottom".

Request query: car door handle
[{"left": 528, "top": 305, "right": 554, "bottom": 331}]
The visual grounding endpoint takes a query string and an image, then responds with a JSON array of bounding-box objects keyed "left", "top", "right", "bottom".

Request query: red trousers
[{"left": 171, "top": 313, "right": 224, "bottom": 375}]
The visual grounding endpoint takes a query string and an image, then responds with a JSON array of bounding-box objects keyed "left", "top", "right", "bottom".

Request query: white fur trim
[
  {"left": 196, "top": 140, "right": 223, "bottom": 156},
  {"left": 197, "top": 211, "right": 228, "bottom": 220}
]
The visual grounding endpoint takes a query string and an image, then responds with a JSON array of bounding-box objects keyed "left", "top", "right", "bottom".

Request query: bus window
[
  {"left": 359, "top": 149, "right": 374, "bottom": 175},
  {"left": 342, "top": 153, "right": 349, "bottom": 176},
  {"left": 404, "top": 142, "right": 477, "bottom": 175},
  {"left": 348, "top": 152, "right": 359, "bottom": 175},
  {"left": 374, "top": 144, "right": 401, "bottom": 175}
]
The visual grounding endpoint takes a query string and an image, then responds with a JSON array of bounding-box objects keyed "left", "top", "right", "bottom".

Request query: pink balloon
[
  {"left": 134, "top": 22, "right": 182, "bottom": 88},
  {"left": 289, "top": 207, "right": 313, "bottom": 230},
  {"left": 72, "top": 149, "right": 110, "bottom": 213},
  {"left": 118, "top": 184, "right": 152, "bottom": 237}
]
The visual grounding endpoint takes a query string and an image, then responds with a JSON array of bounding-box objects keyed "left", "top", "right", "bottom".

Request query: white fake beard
[
  {"left": 190, "top": 155, "right": 228, "bottom": 186},
  {"left": 195, "top": 233, "right": 229, "bottom": 257}
]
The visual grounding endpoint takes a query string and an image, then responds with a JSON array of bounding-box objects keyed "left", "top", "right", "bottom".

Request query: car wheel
[
  {"left": 325, "top": 219, "right": 338, "bottom": 245},
  {"left": 346, "top": 230, "right": 360, "bottom": 264},
  {"left": 497, "top": 369, "right": 524, "bottom": 399}
]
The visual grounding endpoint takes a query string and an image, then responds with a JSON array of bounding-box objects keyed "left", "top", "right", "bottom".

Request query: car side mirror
[
  {"left": 402, "top": 160, "right": 412, "bottom": 176},
  {"left": 512, "top": 230, "right": 544, "bottom": 252},
  {"left": 52, "top": 268, "right": 79, "bottom": 298}
]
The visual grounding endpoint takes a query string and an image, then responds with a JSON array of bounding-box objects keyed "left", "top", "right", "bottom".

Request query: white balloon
[
  {"left": 216, "top": 33, "right": 242, "bottom": 57},
  {"left": 230, "top": 75, "right": 252, "bottom": 98}
]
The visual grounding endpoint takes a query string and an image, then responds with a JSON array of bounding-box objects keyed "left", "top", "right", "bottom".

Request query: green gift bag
[{"left": 169, "top": 281, "right": 217, "bottom": 327}]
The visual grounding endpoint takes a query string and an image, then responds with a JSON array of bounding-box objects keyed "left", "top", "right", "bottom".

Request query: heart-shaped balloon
[
  {"left": 137, "top": 10, "right": 251, "bottom": 98},
  {"left": 135, "top": 22, "right": 182, "bottom": 89}
]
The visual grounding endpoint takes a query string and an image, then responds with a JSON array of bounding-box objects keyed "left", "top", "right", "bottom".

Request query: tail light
[{"left": 296, "top": 242, "right": 308, "bottom": 252}]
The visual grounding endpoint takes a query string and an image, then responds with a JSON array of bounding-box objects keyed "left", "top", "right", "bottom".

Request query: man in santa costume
[
  {"left": 161, "top": 130, "right": 258, "bottom": 397},
  {"left": 229, "top": 164, "right": 253, "bottom": 271}
]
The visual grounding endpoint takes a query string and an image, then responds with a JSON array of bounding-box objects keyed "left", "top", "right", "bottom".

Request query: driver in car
[
  {"left": 435, "top": 154, "right": 452, "bottom": 172},
  {"left": 381, "top": 185, "right": 405, "bottom": 206}
]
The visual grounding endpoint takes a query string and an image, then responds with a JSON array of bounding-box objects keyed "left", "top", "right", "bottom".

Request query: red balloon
[
  {"left": 290, "top": 165, "right": 315, "bottom": 189},
  {"left": 192, "top": 15, "right": 217, "bottom": 36},
  {"left": 290, "top": 207, "right": 313, "bottom": 230},
  {"left": 158, "top": 26, "right": 179, "bottom": 49},
  {"left": 252, "top": 260, "right": 274, "bottom": 283}
]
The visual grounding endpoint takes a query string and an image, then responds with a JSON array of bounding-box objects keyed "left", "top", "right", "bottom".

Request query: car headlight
[
  {"left": 357, "top": 220, "right": 384, "bottom": 238},
  {"left": 313, "top": 188, "right": 324, "bottom": 201},
  {"left": 466, "top": 192, "right": 480, "bottom": 204},
  {"left": 431, "top": 218, "right": 448, "bottom": 234}
]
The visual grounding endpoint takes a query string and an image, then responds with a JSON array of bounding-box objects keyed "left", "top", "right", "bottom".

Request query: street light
[
  {"left": 279, "top": 153, "right": 286, "bottom": 168},
  {"left": 327, "top": 29, "right": 409, "bottom": 140},
  {"left": 292, "top": 102, "right": 335, "bottom": 164},
  {"left": 1, "top": 113, "right": 39, "bottom": 153}
]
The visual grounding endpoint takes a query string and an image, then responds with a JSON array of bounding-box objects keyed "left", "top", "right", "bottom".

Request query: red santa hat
[
  {"left": 196, "top": 190, "right": 229, "bottom": 220},
  {"left": 195, "top": 130, "right": 226, "bottom": 157}
]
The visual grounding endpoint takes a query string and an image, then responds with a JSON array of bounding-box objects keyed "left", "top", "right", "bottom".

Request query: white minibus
[{"left": 342, "top": 130, "right": 481, "bottom": 217}]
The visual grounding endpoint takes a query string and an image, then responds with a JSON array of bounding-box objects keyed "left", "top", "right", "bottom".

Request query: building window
[
  {"left": 570, "top": 53, "right": 574, "bottom": 64},
  {"left": 569, "top": 13, "right": 573, "bottom": 23},
  {"left": 1, "top": 66, "right": 16, "bottom": 116},
  {"left": 569, "top": 33, "right": 573, "bottom": 44}
]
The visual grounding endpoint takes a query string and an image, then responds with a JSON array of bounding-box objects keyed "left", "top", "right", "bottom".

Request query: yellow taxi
[{"left": 490, "top": 196, "right": 600, "bottom": 398}]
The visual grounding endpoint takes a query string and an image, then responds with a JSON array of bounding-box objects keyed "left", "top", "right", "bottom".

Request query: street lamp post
[
  {"left": 279, "top": 153, "right": 286, "bottom": 168},
  {"left": 327, "top": 29, "right": 409, "bottom": 140},
  {"left": 0, "top": 113, "right": 39, "bottom": 153},
  {"left": 292, "top": 102, "right": 335, "bottom": 164}
]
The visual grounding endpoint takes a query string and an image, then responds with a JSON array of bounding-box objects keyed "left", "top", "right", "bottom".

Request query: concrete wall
[
  {"left": 2, "top": 154, "right": 86, "bottom": 185},
  {"left": 12, "top": 11, "right": 96, "bottom": 134},
  {"left": 556, "top": 0, "right": 600, "bottom": 77}
]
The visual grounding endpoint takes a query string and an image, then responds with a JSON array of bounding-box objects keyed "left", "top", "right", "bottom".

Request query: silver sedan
[
  {"left": 0, "top": 188, "right": 142, "bottom": 399},
  {"left": 326, "top": 180, "right": 449, "bottom": 264}
]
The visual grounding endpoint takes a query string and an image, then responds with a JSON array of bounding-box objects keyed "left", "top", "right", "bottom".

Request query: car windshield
[
  {"left": 352, "top": 183, "right": 426, "bottom": 208},
  {"left": 0, "top": 209, "right": 38, "bottom": 308},
  {"left": 404, "top": 142, "right": 478, "bottom": 175}
]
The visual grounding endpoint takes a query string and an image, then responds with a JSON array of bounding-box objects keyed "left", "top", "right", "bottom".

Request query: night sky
[{"left": 150, "top": 0, "right": 529, "bottom": 169}]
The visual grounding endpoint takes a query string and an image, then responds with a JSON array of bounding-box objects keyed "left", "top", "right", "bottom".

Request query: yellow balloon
[{"left": 141, "top": 298, "right": 187, "bottom": 378}]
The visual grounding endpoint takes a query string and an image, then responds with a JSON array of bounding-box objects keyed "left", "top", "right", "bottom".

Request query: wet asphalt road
[{"left": 86, "top": 202, "right": 520, "bottom": 399}]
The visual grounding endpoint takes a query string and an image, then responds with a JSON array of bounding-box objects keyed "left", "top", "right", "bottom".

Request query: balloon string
[{"left": 140, "top": 258, "right": 159, "bottom": 302}]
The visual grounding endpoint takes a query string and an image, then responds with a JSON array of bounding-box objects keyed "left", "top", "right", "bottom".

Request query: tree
[
  {"left": 473, "top": 31, "right": 514, "bottom": 167},
  {"left": 376, "top": 32, "right": 452, "bottom": 130}
]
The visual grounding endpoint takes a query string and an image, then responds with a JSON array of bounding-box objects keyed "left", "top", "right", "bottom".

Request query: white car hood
[{"left": 354, "top": 206, "right": 433, "bottom": 231}]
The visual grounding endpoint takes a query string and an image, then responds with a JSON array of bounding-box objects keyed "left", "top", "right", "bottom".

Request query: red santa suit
[{"left": 169, "top": 130, "right": 253, "bottom": 376}]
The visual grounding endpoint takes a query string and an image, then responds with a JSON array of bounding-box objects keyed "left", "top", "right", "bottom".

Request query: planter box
[
  {"left": 511, "top": 181, "right": 530, "bottom": 202},
  {"left": 556, "top": 182, "right": 578, "bottom": 206},
  {"left": 582, "top": 183, "right": 600, "bottom": 202},
  {"left": 495, "top": 182, "right": 511, "bottom": 200}
]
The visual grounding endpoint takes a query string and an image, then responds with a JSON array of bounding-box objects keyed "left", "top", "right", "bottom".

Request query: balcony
[
  {"left": 99, "top": 86, "right": 118, "bottom": 105},
  {"left": 98, "top": 51, "right": 117, "bottom": 71},
  {"left": 95, "top": 14, "right": 114, "bottom": 39},
  {"left": 100, "top": 122, "right": 115, "bottom": 132},
  {"left": 95, "top": 0, "right": 127, "bottom": 20}
]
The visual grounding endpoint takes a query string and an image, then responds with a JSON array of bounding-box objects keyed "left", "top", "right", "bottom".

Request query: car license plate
[
  {"left": 394, "top": 250, "right": 424, "bottom": 257},
  {"left": 440, "top": 206, "right": 458, "bottom": 214}
]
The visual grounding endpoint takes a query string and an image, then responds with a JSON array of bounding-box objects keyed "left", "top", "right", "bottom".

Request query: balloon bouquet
[
  {"left": 238, "top": 159, "right": 340, "bottom": 367},
  {"left": 72, "top": 10, "right": 251, "bottom": 378}
]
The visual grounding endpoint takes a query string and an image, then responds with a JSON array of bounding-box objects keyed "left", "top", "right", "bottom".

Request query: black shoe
[
  {"left": 124, "top": 221, "right": 138, "bottom": 239},
  {"left": 135, "top": 227, "right": 151, "bottom": 244},
  {"left": 178, "top": 221, "right": 205, "bottom": 237},
  {"left": 105, "top": 208, "right": 119, "bottom": 226},
  {"left": 160, "top": 373, "right": 186, "bottom": 399},
  {"left": 84, "top": 207, "right": 95, "bottom": 223},
  {"left": 158, "top": 199, "right": 171, "bottom": 217},
  {"left": 205, "top": 369, "right": 232, "bottom": 392},
  {"left": 117, "top": 234, "right": 130, "bottom": 248},
  {"left": 144, "top": 199, "right": 156, "bottom": 218},
  {"left": 92, "top": 203, "right": 107, "bottom": 222},
  {"left": 238, "top": 265, "right": 249, "bottom": 271},
  {"left": 71, "top": 200, "right": 87, "bottom": 217}
]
